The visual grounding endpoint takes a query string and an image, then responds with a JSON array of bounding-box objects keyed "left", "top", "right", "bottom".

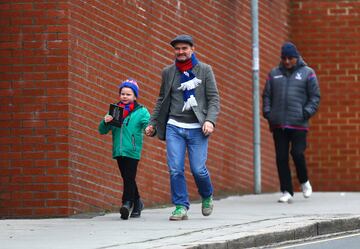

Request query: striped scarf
[
  {"left": 118, "top": 102, "right": 135, "bottom": 119},
  {"left": 175, "top": 53, "right": 202, "bottom": 112}
]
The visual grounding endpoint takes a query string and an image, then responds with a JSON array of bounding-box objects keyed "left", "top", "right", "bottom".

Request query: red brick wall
[
  {"left": 66, "top": 0, "right": 289, "bottom": 215},
  {"left": 3, "top": 1, "right": 359, "bottom": 218},
  {"left": 290, "top": 0, "right": 360, "bottom": 191},
  {"left": 0, "top": 1, "right": 70, "bottom": 217},
  {"left": 1, "top": 0, "right": 290, "bottom": 217},
  {"left": 259, "top": 1, "right": 290, "bottom": 191}
]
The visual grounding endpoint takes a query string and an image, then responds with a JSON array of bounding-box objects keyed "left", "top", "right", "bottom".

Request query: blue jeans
[{"left": 166, "top": 124, "right": 213, "bottom": 209}]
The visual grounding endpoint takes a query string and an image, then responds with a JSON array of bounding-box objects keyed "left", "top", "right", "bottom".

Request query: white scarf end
[
  {"left": 178, "top": 77, "right": 202, "bottom": 91},
  {"left": 182, "top": 95, "right": 198, "bottom": 112}
]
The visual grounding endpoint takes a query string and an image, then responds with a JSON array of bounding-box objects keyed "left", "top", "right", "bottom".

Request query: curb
[{"left": 188, "top": 216, "right": 360, "bottom": 249}]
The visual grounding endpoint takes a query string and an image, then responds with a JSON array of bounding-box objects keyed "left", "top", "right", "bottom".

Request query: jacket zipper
[
  {"left": 121, "top": 105, "right": 141, "bottom": 153},
  {"left": 119, "top": 125, "right": 123, "bottom": 155},
  {"left": 131, "top": 135, "right": 136, "bottom": 151},
  {"left": 283, "top": 74, "right": 290, "bottom": 126}
]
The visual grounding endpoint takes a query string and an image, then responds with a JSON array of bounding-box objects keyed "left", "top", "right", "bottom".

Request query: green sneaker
[
  {"left": 169, "top": 205, "right": 188, "bottom": 221},
  {"left": 202, "top": 196, "right": 213, "bottom": 216}
]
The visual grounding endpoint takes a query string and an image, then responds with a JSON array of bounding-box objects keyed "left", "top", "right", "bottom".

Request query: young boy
[{"left": 98, "top": 79, "right": 150, "bottom": 219}]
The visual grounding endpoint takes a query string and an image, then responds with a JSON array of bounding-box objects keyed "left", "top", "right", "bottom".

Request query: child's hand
[
  {"left": 145, "top": 125, "right": 155, "bottom": 136},
  {"left": 104, "top": 114, "right": 113, "bottom": 123}
]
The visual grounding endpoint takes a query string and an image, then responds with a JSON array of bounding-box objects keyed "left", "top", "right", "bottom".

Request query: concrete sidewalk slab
[{"left": 1, "top": 192, "right": 360, "bottom": 249}]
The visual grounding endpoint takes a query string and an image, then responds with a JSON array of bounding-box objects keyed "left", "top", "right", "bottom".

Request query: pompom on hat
[
  {"left": 281, "top": 42, "right": 300, "bottom": 58},
  {"left": 118, "top": 78, "right": 139, "bottom": 97}
]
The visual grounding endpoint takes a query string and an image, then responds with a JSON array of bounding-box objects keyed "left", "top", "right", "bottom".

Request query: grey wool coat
[{"left": 150, "top": 61, "right": 220, "bottom": 140}]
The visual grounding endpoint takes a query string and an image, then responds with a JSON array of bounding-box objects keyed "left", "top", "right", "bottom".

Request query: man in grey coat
[
  {"left": 262, "top": 42, "right": 320, "bottom": 203},
  {"left": 145, "top": 34, "right": 220, "bottom": 220}
]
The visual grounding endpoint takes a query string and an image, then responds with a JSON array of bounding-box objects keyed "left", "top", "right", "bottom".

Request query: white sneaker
[
  {"left": 301, "top": 181, "right": 312, "bottom": 198},
  {"left": 278, "top": 191, "right": 293, "bottom": 203}
]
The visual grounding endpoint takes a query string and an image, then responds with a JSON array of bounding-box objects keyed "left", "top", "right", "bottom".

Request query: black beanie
[{"left": 281, "top": 42, "right": 300, "bottom": 58}]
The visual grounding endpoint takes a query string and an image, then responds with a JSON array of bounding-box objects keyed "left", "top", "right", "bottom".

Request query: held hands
[
  {"left": 202, "top": 121, "right": 214, "bottom": 136},
  {"left": 104, "top": 114, "right": 113, "bottom": 123},
  {"left": 145, "top": 125, "right": 155, "bottom": 136}
]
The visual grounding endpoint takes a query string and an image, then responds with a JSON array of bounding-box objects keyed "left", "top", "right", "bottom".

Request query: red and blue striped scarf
[{"left": 118, "top": 102, "right": 135, "bottom": 119}]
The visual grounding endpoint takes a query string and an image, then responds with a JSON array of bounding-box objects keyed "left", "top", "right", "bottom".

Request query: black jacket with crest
[{"left": 262, "top": 58, "right": 321, "bottom": 128}]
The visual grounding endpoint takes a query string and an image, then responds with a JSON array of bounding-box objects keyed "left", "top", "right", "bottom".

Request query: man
[
  {"left": 262, "top": 42, "right": 320, "bottom": 203},
  {"left": 145, "top": 34, "right": 220, "bottom": 220}
]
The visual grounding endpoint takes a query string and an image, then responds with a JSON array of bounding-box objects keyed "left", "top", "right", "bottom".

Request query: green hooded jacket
[{"left": 98, "top": 103, "right": 150, "bottom": 160}]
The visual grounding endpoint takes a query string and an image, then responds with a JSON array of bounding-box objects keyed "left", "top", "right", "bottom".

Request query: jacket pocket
[{"left": 131, "top": 135, "right": 136, "bottom": 151}]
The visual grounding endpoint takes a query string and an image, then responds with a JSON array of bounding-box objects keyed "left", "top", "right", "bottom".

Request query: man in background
[{"left": 262, "top": 42, "right": 320, "bottom": 203}]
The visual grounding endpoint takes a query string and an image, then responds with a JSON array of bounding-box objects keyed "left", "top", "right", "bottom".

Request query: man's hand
[
  {"left": 145, "top": 125, "right": 155, "bottom": 136},
  {"left": 104, "top": 114, "right": 113, "bottom": 123},
  {"left": 202, "top": 121, "right": 214, "bottom": 136}
]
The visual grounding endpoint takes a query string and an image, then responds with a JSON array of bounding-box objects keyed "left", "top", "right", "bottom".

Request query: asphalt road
[{"left": 276, "top": 232, "right": 360, "bottom": 249}]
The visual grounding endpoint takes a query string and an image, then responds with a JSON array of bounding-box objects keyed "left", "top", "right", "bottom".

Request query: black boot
[
  {"left": 120, "top": 201, "right": 133, "bottom": 220},
  {"left": 130, "top": 199, "right": 144, "bottom": 218}
]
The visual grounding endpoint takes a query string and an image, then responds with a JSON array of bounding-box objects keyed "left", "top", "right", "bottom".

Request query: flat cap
[{"left": 170, "top": 34, "right": 194, "bottom": 47}]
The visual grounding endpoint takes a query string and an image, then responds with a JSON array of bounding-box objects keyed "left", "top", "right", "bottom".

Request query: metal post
[{"left": 251, "top": 0, "right": 261, "bottom": 194}]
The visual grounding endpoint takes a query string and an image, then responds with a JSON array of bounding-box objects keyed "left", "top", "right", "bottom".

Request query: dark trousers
[
  {"left": 116, "top": 156, "right": 140, "bottom": 204},
  {"left": 273, "top": 129, "right": 309, "bottom": 196}
]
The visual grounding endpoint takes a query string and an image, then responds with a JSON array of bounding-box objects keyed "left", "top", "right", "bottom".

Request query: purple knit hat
[{"left": 118, "top": 78, "right": 139, "bottom": 97}]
